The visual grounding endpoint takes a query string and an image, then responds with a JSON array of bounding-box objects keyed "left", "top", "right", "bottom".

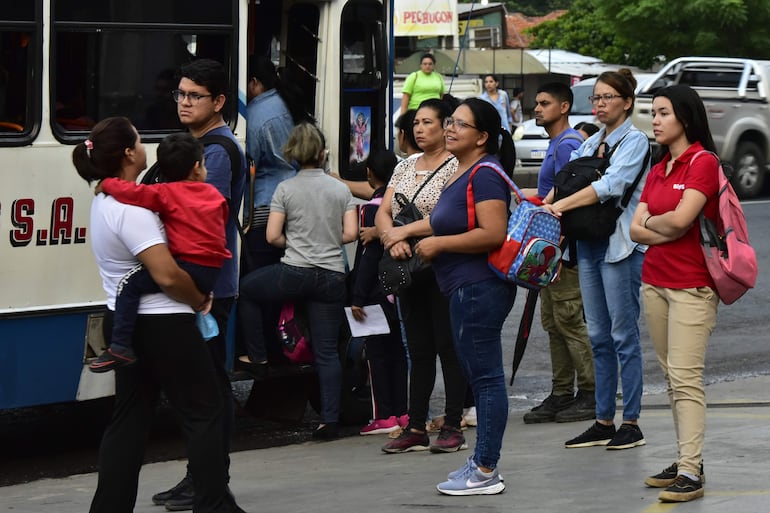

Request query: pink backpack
[
  {"left": 693, "top": 151, "right": 758, "bottom": 304},
  {"left": 277, "top": 302, "right": 314, "bottom": 364}
]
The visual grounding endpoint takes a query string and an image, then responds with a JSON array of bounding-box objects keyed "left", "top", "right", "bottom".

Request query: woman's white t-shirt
[{"left": 90, "top": 193, "right": 191, "bottom": 314}]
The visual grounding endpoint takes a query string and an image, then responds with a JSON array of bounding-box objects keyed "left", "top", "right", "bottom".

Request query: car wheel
[{"left": 731, "top": 142, "right": 766, "bottom": 198}]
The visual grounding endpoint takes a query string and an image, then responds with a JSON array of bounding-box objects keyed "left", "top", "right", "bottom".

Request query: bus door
[{"left": 339, "top": 0, "right": 387, "bottom": 181}]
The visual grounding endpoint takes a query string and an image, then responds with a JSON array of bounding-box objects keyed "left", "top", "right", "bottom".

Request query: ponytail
[
  {"left": 72, "top": 116, "right": 136, "bottom": 184},
  {"left": 498, "top": 128, "right": 517, "bottom": 177}
]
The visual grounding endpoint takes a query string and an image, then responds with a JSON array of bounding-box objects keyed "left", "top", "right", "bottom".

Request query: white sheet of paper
[{"left": 344, "top": 305, "right": 391, "bottom": 337}]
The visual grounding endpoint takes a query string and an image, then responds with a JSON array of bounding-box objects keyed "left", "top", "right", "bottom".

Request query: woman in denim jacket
[{"left": 544, "top": 69, "right": 651, "bottom": 451}]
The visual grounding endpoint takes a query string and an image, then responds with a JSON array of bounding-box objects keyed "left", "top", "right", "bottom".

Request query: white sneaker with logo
[{"left": 437, "top": 463, "right": 505, "bottom": 496}]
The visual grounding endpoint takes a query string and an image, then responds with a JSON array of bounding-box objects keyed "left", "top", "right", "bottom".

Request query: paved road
[{"left": 3, "top": 375, "right": 770, "bottom": 513}]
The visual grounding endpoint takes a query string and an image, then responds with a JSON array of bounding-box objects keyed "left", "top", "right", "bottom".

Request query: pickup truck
[{"left": 632, "top": 57, "right": 770, "bottom": 198}]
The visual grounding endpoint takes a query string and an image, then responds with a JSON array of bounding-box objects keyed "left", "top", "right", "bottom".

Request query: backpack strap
[
  {"left": 199, "top": 133, "right": 254, "bottom": 269},
  {"left": 553, "top": 133, "right": 584, "bottom": 163},
  {"left": 465, "top": 161, "right": 541, "bottom": 230},
  {"left": 199, "top": 134, "right": 243, "bottom": 195},
  {"left": 619, "top": 142, "right": 651, "bottom": 209},
  {"left": 688, "top": 150, "right": 725, "bottom": 248},
  {"left": 598, "top": 129, "right": 651, "bottom": 209}
]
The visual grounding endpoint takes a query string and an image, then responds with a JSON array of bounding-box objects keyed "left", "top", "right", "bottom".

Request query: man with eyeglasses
[
  {"left": 152, "top": 58, "right": 248, "bottom": 513},
  {"left": 521, "top": 82, "right": 596, "bottom": 427}
]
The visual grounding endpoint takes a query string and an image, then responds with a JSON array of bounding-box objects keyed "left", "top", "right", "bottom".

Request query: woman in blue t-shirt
[{"left": 415, "top": 98, "right": 517, "bottom": 496}]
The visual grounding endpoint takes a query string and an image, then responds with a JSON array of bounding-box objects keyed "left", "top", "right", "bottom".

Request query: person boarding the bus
[
  {"left": 236, "top": 55, "right": 304, "bottom": 372},
  {"left": 89, "top": 133, "right": 230, "bottom": 373},
  {"left": 151, "top": 58, "right": 248, "bottom": 512},
  {"left": 522, "top": 82, "right": 596, "bottom": 425},
  {"left": 238, "top": 123, "right": 358, "bottom": 440}
]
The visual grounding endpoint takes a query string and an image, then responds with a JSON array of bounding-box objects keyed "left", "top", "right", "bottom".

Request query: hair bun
[{"left": 617, "top": 68, "right": 637, "bottom": 91}]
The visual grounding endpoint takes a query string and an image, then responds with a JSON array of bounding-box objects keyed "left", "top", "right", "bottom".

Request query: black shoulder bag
[{"left": 378, "top": 156, "right": 454, "bottom": 294}]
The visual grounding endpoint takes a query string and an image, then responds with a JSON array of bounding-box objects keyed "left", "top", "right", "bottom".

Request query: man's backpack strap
[
  {"left": 198, "top": 134, "right": 253, "bottom": 269},
  {"left": 553, "top": 133, "right": 584, "bottom": 163},
  {"left": 199, "top": 134, "right": 243, "bottom": 196}
]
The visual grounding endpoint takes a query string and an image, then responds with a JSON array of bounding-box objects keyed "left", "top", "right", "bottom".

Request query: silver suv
[{"left": 633, "top": 57, "right": 770, "bottom": 198}]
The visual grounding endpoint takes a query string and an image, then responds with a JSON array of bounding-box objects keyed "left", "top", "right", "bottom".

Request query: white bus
[{"left": 0, "top": 0, "right": 392, "bottom": 411}]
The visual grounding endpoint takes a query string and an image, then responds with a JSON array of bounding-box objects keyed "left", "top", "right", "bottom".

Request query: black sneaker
[
  {"left": 165, "top": 493, "right": 194, "bottom": 512},
  {"left": 89, "top": 346, "right": 137, "bottom": 373},
  {"left": 554, "top": 389, "right": 596, "bottom": 423},
  {"left": 606, "top": 423, "right": 646, "bottom": 450},
  {"left": 523, "top": 394, "right": 575, "bottom": 424},
  {"left": 645, "top": 462, "right": 706, "bottom": 488},
  {"left": 564, "top": 421, "right": 616, "bottom": 448},
  {"left": 311, "top": 423, "right": 339, "bottom": 441},
  {"left": 658, "top": 475, "right": 704, "bottom": 502},
  {"left": 152, "top": 474, "right": 193, "bottom": 506}
]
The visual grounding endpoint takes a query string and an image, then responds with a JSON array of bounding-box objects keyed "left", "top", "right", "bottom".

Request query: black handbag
[
  {"left": 554, "top": 134, "right": 649, "bottom": 240},
  {"left": 378, "top": 156, "right": 454, "bottom": 294},
  {"left": 393, "top": 192, "right": 423, "bottom": 227},
  {"left": 378, "top": 244, "right": 429, "bottom": 294}
]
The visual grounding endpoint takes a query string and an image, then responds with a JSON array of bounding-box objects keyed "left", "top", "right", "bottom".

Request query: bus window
[
  {"left": 0, "top": 2, "right": 38, "bottom": 141},
  {"left": 51, "top": 1, "right": 237, "bottom": 140},
  {"left": 341, "top": 1, "right": 384, "bottom": 90},
  {"left": 0, "top": 32, "right": 30, "bottom": 134}
]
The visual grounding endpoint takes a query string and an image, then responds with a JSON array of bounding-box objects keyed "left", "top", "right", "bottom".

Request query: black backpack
[{"left": 553, "top": 132, "right": 649, "bottom": 240}]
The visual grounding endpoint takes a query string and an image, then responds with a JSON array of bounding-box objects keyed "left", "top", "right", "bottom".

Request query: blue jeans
[
  {"left": 449, "top": 278, "right": 516, "bottom": 470},
  {"left": 577, "top": 240, "right": 644, "bottom": 422},
  {"left": 238, "top": 263, "right": 346, "bottom": 423}
]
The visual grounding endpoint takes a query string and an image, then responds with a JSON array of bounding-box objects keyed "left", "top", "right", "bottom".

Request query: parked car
[
  {"left": 632, "top": 57, "right": 770, "bottom": 198},
  {"left": 514, "top": 78, "right": 597, "bottom": 166},
  {"left": 515, "top": 74, "right": 656, "bottom": 166}
]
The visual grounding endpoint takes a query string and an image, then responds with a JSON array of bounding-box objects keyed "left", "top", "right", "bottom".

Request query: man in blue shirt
[
  {"left": 153, "top": 58, "right": 248, "bottom": 512},
  {"left": 243, "top": 55, "right": 297, "bottom": 272},
  {"left": 523, "top": 82, "right": 596, "bottom": 426}
]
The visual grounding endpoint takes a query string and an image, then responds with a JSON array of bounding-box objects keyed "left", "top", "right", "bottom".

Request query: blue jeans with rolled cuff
[
  {"left": 577, "top": 239, "right": 644, "bottom": 423},
  {"left": 449, "top": 278, "right": 516, "bottom": 470}
]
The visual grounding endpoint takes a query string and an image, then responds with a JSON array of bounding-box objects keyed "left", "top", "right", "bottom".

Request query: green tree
[{"left": 528, "top": 0, "right": 770, "bottom": 68}]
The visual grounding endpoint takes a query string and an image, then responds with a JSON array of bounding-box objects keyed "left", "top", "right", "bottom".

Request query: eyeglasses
[
  {"left": 171, "top": 89, "right": 213, "bottom": 104},
  {"left": 588, "top": 94, "right": 624, "bottom": 104},
  {"left": 443, "top": 117, "right": 479, "bottom": 131}
]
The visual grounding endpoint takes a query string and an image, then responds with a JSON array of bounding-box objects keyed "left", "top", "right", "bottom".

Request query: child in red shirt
[{"left": 90, "top": 133, "right": 231, "bottom": 372}]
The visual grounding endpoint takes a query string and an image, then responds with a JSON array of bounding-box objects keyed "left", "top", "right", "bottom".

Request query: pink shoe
[
  {"left": 397, "top": 414, "right": 410, "bottom": 428},
  {"left": 360, "top": 416, "right": 399, "bottom": 435}
]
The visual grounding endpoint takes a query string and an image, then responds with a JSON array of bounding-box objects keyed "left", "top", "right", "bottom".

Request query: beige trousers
[{"left": 642, "top": 284, "right": 718, "bottom": 476}]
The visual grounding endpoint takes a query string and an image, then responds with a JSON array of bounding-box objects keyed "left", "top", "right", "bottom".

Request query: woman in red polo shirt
[{"left": 630, "top": 85, "right": 720, "bottom": 504}]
